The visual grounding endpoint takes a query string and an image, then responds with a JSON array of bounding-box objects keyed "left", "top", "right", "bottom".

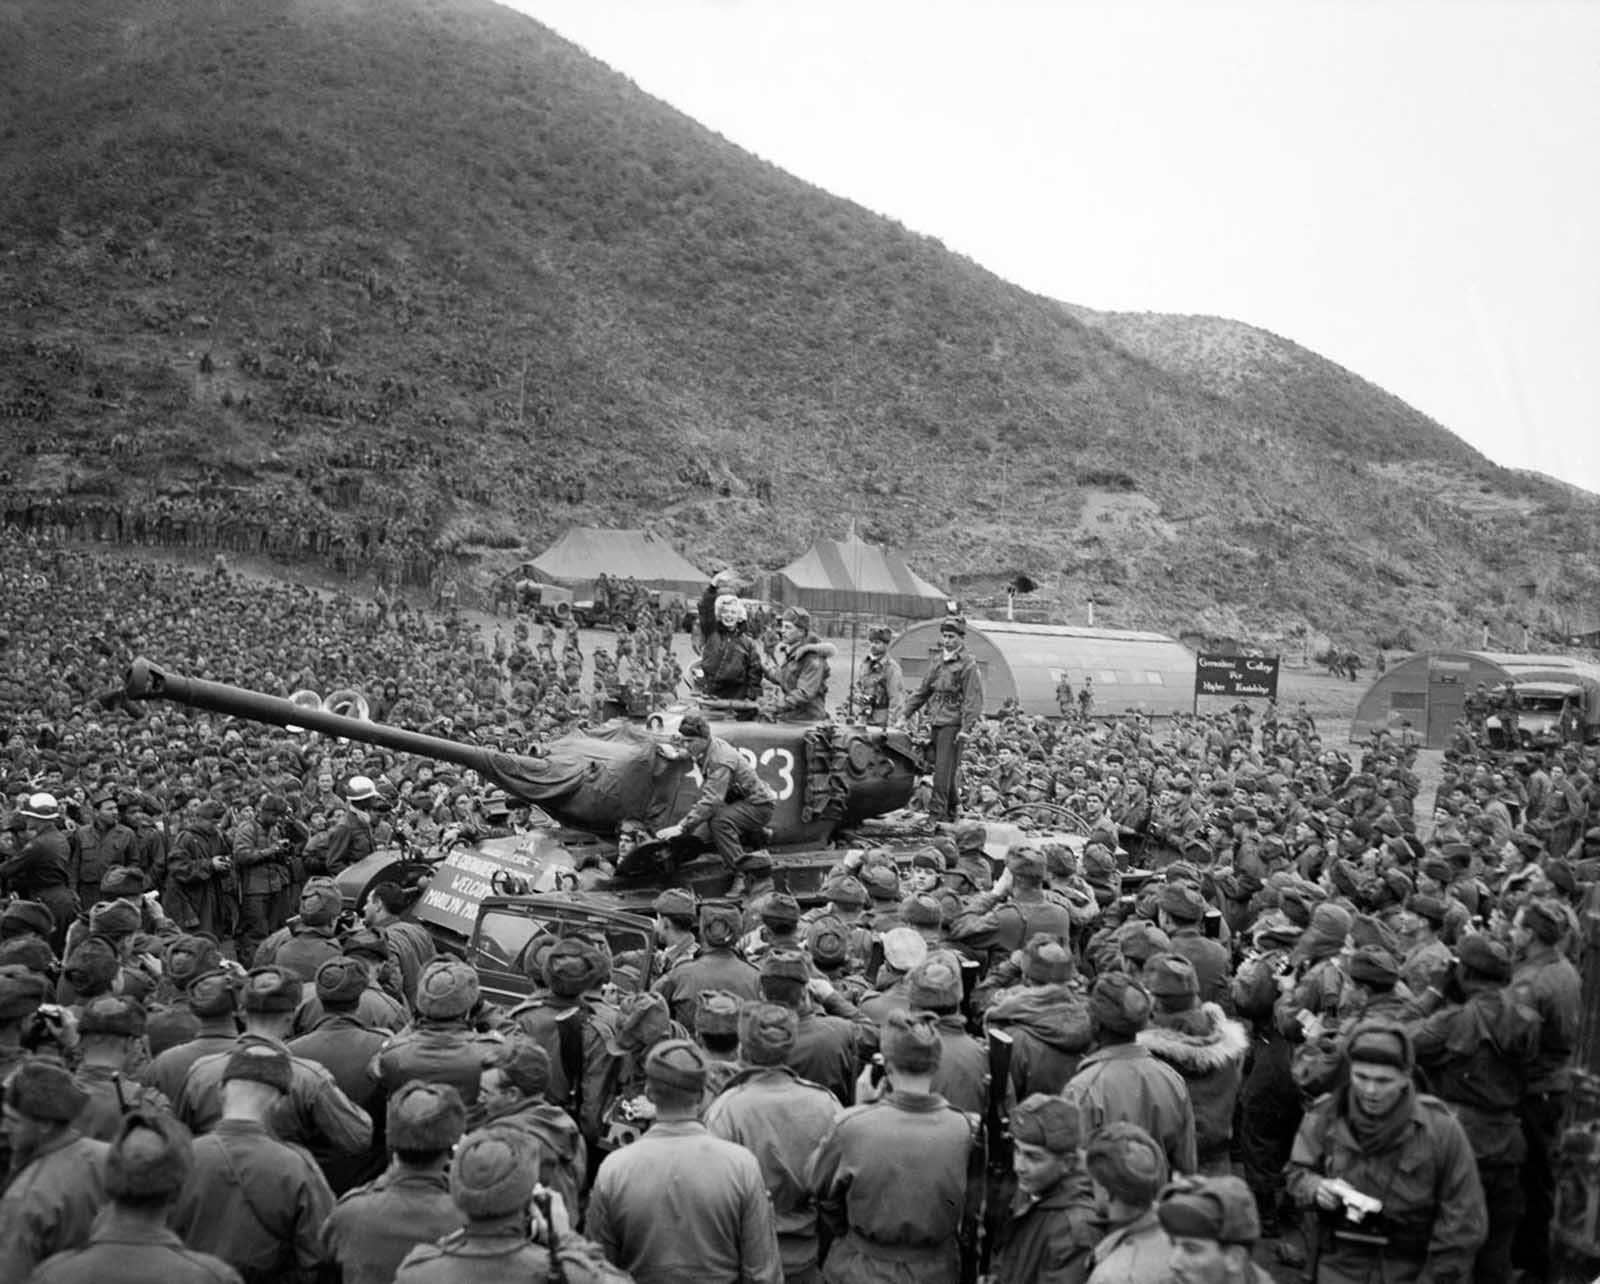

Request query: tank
[{"left": 116, "top": 657, "right": 923, "bottom": 939}]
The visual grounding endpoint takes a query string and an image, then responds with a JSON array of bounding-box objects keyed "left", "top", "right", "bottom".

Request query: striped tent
[{"left": 769, "top": 531, "right": 948, "bottom": 620}]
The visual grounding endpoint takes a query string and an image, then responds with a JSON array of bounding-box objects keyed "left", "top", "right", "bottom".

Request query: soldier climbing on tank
[{"left": 654, "top": 712, "right": 775, "bottom": 898}]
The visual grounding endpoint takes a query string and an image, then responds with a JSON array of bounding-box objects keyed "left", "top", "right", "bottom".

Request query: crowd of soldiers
[{"left": 0, "top": 526, "right": 1595, "bottom": 1283}]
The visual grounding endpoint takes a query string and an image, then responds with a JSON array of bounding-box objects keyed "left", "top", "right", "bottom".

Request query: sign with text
[
  {"left": 1194, "top": 653, "right": 1281, "bottom": 699},
  {"left": 417, "top": 838, "right": 551, "bottom": 939}
]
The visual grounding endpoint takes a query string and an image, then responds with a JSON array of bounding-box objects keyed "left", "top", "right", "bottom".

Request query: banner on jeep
[
  {"left": 418, "top": 840, "right": 550, "bottom": 938},
  {"left": 1194, "top": 653, "right": 1281, "bottom": 699}
]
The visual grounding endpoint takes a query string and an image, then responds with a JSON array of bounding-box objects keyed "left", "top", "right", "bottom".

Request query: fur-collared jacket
[
  {"left": 1137, "top": 1002, "right": 1250, "bottom": 1159},
  {"left": 764, "top": 635, "right": 836, "bottom": 722}
]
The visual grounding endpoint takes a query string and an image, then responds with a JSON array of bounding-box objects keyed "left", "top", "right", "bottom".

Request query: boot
[{"left": 724, "top": 871, "right": 748, "bottom": 899}]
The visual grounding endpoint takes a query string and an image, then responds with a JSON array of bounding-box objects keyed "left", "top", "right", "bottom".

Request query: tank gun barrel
[{"left": 120, "top": 657, "right": 518, "bottom": 775}]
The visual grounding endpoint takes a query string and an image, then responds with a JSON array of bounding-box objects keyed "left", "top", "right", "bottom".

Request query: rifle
[
  {"left": 531, "top": 1188, "right": 568, "bottom": 1284},
  {"left": 970, "top": 1028, "right": 1014, "bottom": 1282}
]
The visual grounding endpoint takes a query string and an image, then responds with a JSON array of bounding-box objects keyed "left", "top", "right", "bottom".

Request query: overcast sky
[{"left": 508, "top": 0, "right": 1599, "bottom": 495}]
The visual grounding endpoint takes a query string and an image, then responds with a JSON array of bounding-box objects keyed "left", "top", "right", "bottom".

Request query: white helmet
[
  {"left": 346, "top": 775, "right": 379, "bottom": 803},
  {"left": 18, "top": 792, "right": 60, "bottom": 821}
]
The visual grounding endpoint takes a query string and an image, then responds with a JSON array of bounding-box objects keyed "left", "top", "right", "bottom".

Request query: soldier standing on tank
[
  {"left": 902, "top": 617, "right": 983, "bottom": 822},
  {"left": 853, "top": 626, "right": 905, "bottom": 728}
]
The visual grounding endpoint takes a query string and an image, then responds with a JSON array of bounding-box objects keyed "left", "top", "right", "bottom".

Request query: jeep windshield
[{"left": 470, "top": 895, "right": 655, "bottom": 1007}]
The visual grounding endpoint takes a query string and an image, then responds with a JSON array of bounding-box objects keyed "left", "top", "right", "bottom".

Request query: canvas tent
[
  {"left": 888, "top": 619, "right": 1195, "bottom": 718},
  {"left": 769, "top": 532, "right": 948, "bottom": 620},
  {"left": 529, "top": 528, "right": 706, "bottom": 597}
]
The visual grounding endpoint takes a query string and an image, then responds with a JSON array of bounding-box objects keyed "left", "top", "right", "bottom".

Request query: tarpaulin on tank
[{"left": 483, "top": 724, "right": 688, "bottom": 830}]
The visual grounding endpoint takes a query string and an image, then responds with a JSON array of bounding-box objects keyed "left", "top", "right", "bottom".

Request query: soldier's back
[
  {"left": 28, "top": 1229, "right": 242, "bottom": 1284},
  {"left": 395, "top": 1230, "right": 556, "bottom": 1283},
  {"left": 323, "top": 1170, "right": 466, "bottom": 1284}
]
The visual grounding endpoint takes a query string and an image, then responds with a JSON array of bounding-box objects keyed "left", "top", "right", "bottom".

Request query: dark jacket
[
  {"left": 697, "top": 585, "right": 764, "bottom": 701},
  {"left": 765, "top": 636, "right": 835, "bottom": 723},
  {"left": 993, "top": 1169, "right": 1102, "bottom": 1284}
]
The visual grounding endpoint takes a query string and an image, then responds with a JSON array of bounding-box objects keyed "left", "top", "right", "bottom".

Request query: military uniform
[
  {"left": 27, "top": 1214, "right": 242, "bottom": 1284},
  {"left": 1062, "top": 1042, "right": 1197, "bottom": 1176},
  {"left": 705, "top": 1064, "right": 845, "bottom": 1281},
  {"left": 505, "top": 993, "right": 622, "bottom": 1143},
  {"left": 992, "top": 1169, "right": 1102, "bottom": 1284},
  {"left": 73, "top": 1063, "right": 175, "bottom": 1141},
  {"left": 587, "top": 1118, "right": 784, "bottom": 1284},
  {"left": 653, "top": 947, "right": 761, "bottom": 1030},
  {"left": 171, "top": 1118, "right": 336, "bottom": 1284},
  {"left": 251, "top": 919, "right": 341, "bottom": 978},
  {"left": 0, "top": 1129, "right": 110, "bottom": 1280},
  {"left": 396, "top": 1227, "right": 623, "bottom": 1283},
  {"left": 177, "top": 1036, "right": 374, "bottom": 1161},
  {"left": 321, "top": 1168, "right": 466, "bottom": 1284},
  {"left": 1287, "top": 1089, "right": 1485, "bottom": 1284},
  {"left": 807, "top": 1088, "right": 978, "bottom": 1284}
]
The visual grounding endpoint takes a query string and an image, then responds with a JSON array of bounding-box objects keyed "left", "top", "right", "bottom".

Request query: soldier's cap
[
  {"left": 243, "top": 965, "right": 304, "bottom": 1013},
  {"left": 314, "top": 955, "right": 369, "bottom": 1007},
  {"left": 781, "top": 606, "right": 811, "bottom": 629},
  {"left": 907, "top": 956, "right": 963, "bottom": 1012},
  {"left": 866, "top": 624, "right": 893, "bottom": 643},
  {"left": 1521, "top": 898, "right": 1569, "bottom": 946},
  {"left": 928, "top": 836, "right": 959, "bottom": 867},
  {"left": 89, "top": 898, "right": 142, "bottom": 940},
  {"left": 910, "top": 847, "right": 944, "bottom": 873},
  {"left": 1112, "top": 919, "right": 1171, "bottom": 966},
  {"left": 388, "top": 1079, "right": 467, "bottom": 1152},
  {"left": 1089, "top": 972, "right": 1152, "bottom": 1038},
  {"left": 1379, "top": 868, "right": 1414, "bottom": 905},
  {"left": 1023, "top": 934, "right": 1074, "bottom": 985},
  {"left": 646, "top": 1037, "right": 708, "bottom": 1094},
  {"left": 823, "top": 875, "right": 869, "bottom": 909},
  {"left": 1350, "top": 913, "right": 1401, "bottom": 958},
  {"left": 0, "top": 938, "right": 55, "bottom": 983},
  {"left": 0, "top": 899, "right": 55, "bottom": 941},
  {"left": 1306, "top": 901, "right": 1353, "bottom": 947},
  {"left": 759, "top": 949, "right": 811, "bottom": 985},
  {"left": 901, "top": 893, "right": 944, "bottom": 929},
  {"left": 164, "top": 933, "right": 223, "bottom": 985},
  {"left": 1347, "top": 946, "right": 1400, "bottom": 989},
  {"left": 759, "top": 892, "right": 802, "bottom": 928},
  {"left": 63, "top": 936, "right": 120, "bottom": 996},
  {"left": 938, "top": 616, "right": 966, "bottom": 636},
  {"left": 1511, "top": 830, "right": 1547, "bottom": 857},
  {"left": 1005, "top": 845, "right": 1047, "bottom": 881},
  {"left": 416, "top": 957, "right": 481, "bottom": 1019},
  {"left": 1142, "top": 953, "right": 1200, "bottom": 1011},
  {"left": 496, "top": 1036, "right": 553, "bottom": 1099},
  {"left": 1157, "top": 1174, "right": 1262, "bottom": 1247},
  {"left": 739, "top": 1001, "right": 798, "bottom": 1066},
  {"left": 186, "top": 969, "right": 240, "bottom": 1019},
  {"left": 7, "top": 1059, "right": 89, "bottom": 1122},
  {"left": 1546, "top": 858, "right": 1579, "bottom": 897},
  {"left": 298, "top": 877, "right": 344, "bottom": 928},
  {"left": 340, "top": 926, "right": 390, "bottom": 961},
  {"left": 1406, "top": 893, "right": 1449, "bottom": 928},
  {"left": 1011, "top": 1093, "right": 1080, "bottom": 1155},
  {"left": 0, "top": 965, "right": 50, "bottom": 1021},
  {"left": 861, "top": 864, "right": 901, "bottom": 902},
  {"left": 695, "top": 989, "right": 744, "bottom": 1037},
  {"left": 699, "top": 904, "right": 742, "bottom": 948},
  {"left": 949, "top": 819, "right": 986, "bottom": 853},
  {"left": 196, "top": 800, "right": 225, "bottom": 820},
  {"left": 614, "top": 991, "right": 673, "bottom": 1054},
  {"left": 1157, "top": 882, "right": 1207, "bottom": 924},
  {"left": 808, "top": 918, "right": 850, "bottom": 967},
  {"left": 100, "top": 865, "right": 147, "bottom": 897},
  {"left": 881, "top": 1009, "right": 942, "bottom": 1074},
  {"left": 79, "top": 993, "right": 147, "bottom": 1037},
  {"left": 223, "top": 1042, "right": 293, "bottom": 1093},
  {"left": 881, "top": 926, "right": 928, "bottom": 973},
  {"left": 1457, "top": 934, "right": 1512, "bottom": 983},
  {"left": 677, "top": 711, "right": 711, "bottom": 742},
  {"left": 1344, "top": 1018, "right": 1415, "bottom": 1073},
  {"left": 651, "top": 887, "right": 698, "bottom": 921},
  {"left": 1086, "top": 1122, "right": 1169, "bottom": 1204},
  {"left": 452, "top": 1127, "right": 540, "bottom": 1219},
  {"left": 107, "top": 1109, "right": 193, "bottom": 1202}
]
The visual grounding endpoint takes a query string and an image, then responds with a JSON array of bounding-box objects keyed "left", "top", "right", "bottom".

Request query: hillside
[{"left": 2, "top": 0, "right": 1597, "bottom": 651}]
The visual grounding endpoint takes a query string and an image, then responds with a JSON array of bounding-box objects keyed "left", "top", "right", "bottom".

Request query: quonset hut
[
  {"left": 1350, "top": 650, "right": 1600, "bottom": 748},
  {"left": 886, "top": 620, "right": 1195, "bottom": 718}
]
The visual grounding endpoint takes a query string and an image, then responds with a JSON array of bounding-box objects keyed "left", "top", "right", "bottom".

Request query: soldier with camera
[{"left": 1286, "top": 1019, "right": 1485, "bottom": 1284}]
